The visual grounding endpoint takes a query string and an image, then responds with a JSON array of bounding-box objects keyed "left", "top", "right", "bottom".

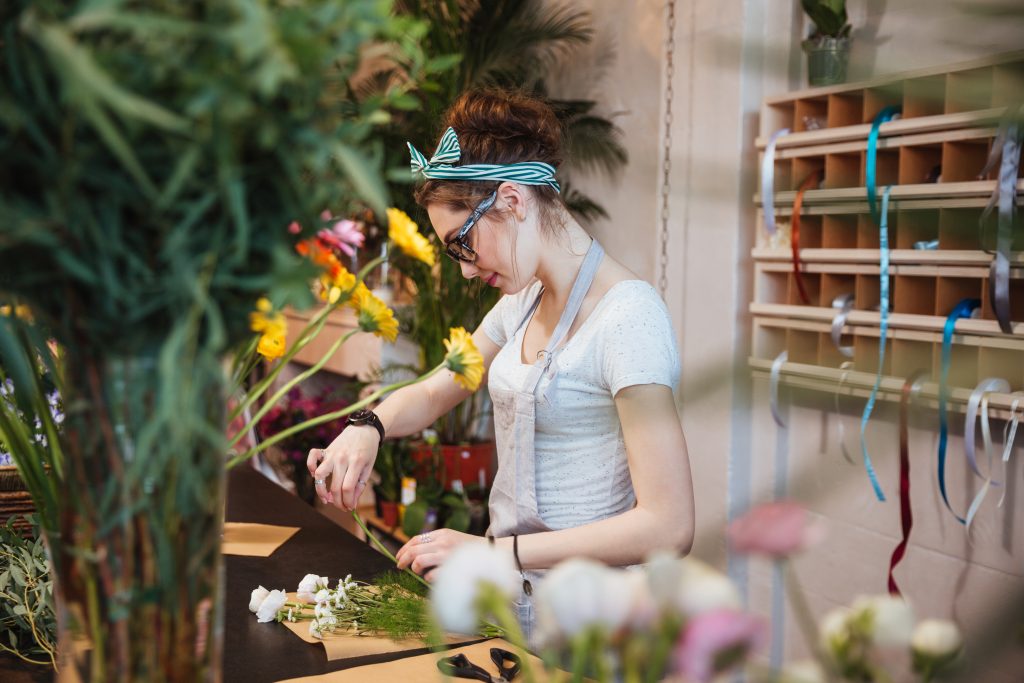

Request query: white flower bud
[
  {"left": 851, "top": 595, "right": 914, "bottom": 647},
  {"left": 297, "top": 574, "right": 328, "bottom": 602},
  {"left": 534, "top": 559, "right": 633, "bottom": 642},
  {"left": 249, "top": 586, "right": 270, "bottom": 614},
  {"left": 431, "top": 543, "right": 519, "bottom": 635},
  {"left": 911, "top": 619, "right": 963, "bottom": 659}
]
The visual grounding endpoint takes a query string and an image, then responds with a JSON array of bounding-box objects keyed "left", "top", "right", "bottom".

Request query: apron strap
[{"left": 522, "top": 240, "right": 604, "bottom": 395}]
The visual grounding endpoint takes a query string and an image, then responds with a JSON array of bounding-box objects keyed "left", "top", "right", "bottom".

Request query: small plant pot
[
  {"left": 803, "top": 36, "right": 850, "bottom": 87},
  {"left": 380, "top": 501, "right": 400, "bottom": 528}
]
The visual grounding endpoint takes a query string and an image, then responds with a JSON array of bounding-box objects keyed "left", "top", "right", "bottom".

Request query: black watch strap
[{"left": 347, "top": 409, "right": 385, "bottom": 443}]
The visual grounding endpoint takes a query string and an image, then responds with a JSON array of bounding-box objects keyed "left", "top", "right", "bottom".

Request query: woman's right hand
[{"left": 307, "top": 424, "right": 381, "bottom": 511}]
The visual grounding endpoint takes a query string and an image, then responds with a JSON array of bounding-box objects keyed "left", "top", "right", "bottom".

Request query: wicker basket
[{"left": 0, "top": 465, "right": 37, "bottom": 537}]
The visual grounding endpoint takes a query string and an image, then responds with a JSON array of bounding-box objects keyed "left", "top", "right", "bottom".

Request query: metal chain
[{"left": 658, "top": 0, "right": 676, "bottom": 298}]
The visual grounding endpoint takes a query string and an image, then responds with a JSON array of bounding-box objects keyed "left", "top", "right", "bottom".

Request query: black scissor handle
[
  {"left": 489, "top": 648, "right": 522, "bottom": 681},
  {"left": 437, "top": 653, "right": 493, "bottom": 682}
]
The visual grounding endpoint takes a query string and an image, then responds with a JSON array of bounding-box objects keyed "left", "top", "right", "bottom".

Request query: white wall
[{"left": 562, "top": 0, "right": 1024, "bottom": 678}]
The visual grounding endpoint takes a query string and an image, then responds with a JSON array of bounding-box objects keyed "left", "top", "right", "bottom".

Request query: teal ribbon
[
  {"left": 938, "top": 298, "right": 982, "bottom": 523},
  {"left": 407, "top": 127, "right": 561, "bottom": 192},
  {"left": 859, "top": 185, "right": 893, "bottom": 502},
  {"left": 866, "top": 106, "right": 900, "bottom": 225}
]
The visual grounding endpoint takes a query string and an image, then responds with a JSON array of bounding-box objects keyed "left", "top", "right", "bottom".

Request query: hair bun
[{"left": 442, "top": 89, "right": 562, "bottom": 169}]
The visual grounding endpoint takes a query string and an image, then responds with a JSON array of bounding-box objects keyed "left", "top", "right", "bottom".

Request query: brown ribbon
[{"left": 791, "top": 170, "right": 823, "bottom": 305}]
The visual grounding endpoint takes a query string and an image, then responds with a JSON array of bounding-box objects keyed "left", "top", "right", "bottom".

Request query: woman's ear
[{"left": 496, "top": 182, "right": 528, "bottom": 222}]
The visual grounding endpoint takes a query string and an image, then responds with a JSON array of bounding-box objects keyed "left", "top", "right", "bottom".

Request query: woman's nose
[{"left": 458, "top": 260, "right": 478, "bottom": 280}]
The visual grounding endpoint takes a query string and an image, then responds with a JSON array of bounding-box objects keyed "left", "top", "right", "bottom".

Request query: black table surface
[{"left": 224, "top": 465, "right": 441, "bottom": 683}]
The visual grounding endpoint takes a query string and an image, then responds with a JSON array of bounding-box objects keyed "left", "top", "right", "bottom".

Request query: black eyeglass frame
[{"left": 444, "top": 190, "right": 499, "bottom": 264}]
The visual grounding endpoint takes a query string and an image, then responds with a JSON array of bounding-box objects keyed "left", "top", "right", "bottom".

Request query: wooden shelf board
[
  {"left": 768, "top": 125, "right": 997, "bottom": 158},
  {"left": 755, "top": 180, "right": 1024, "bottom": 208},
  {"left": 748, "top": 357, "right": 1024, "bottom": 420},
  {"left": 751, "top": 305, "right": 1024, "bottom": 342},
  {"left": 752, "top": 249, "right": 1024, "bottom": 267}
]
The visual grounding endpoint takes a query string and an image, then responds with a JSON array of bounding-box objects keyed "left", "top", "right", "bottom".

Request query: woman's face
[{"left": 427, "top": 195, "right": 538, "bottom": 295}]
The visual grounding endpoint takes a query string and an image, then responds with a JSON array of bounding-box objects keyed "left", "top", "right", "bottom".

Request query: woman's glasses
[{"left": 444, "top": 190, "right": 498, "bottom": 264}]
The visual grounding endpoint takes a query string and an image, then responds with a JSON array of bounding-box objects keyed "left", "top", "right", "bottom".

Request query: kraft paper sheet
[{"left": 222, "top": 522, "right": 300, "bottom": 556}]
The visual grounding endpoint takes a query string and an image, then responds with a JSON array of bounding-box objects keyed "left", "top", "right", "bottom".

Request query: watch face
[{"left": 349, "top": 409, "right": 373, "bottom": 423}]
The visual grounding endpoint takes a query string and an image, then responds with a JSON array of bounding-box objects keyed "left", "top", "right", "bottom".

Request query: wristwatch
[{"left": 346, "top": 409, "right": 385, "bottom": 443}]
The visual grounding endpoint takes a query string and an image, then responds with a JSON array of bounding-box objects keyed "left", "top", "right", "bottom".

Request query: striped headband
[{"left": 407, "top": 127, "right": 561, "bottom": 192}]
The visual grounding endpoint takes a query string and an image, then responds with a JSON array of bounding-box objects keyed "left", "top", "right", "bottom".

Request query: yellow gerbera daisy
[
  {"left": 250, "top": 298, "right": 286, "bottom": 336},
  {"left": 387, "top": 208, "right": 435, "bottom": 267},
  {"left": 257, "top": 330, "right": 286, "bottom": 360},
  {"left": 443, "top": 327, "right": 484, "bottom": 392},
  {"left": 318, "top": 266, "right": 357, "bottom": 304},
  {"left": 350, "top": 284, "right": 399, "bottom": 342}
]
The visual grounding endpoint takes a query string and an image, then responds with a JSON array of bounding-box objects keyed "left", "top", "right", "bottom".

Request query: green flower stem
[
  {"left": 227, "top": 362, "right": 445, "bottom": 468},
  {"left": 227, "top": 328, "right": 358, "bottom": 450},
  {"left": 350, "top": 511, "right": 430, "bottom": 591},
  {"left": 480, "top": 589, "right": 537, "bottom": 683},
  {"left": 783, "top": 560, "right": 840, "bottom": 683},
  {"left": 643, "top": 618, "right": 679, "bottom": 683},
  {"left": 569, "top": 631, "right": 591, "bottom": 683},
  {"left": 227, "top": 255, "right": 387, "bottom": 425}
]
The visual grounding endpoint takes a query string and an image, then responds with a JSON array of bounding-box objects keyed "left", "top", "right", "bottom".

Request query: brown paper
[
  {"left": 278, "top": 593, "right": 476, "bottom": 661},
  {"left": 222, "top": 522, "right": 299, "bottom": 556},
  {"left": 276, "top": 638, "right": 570, "bottom": 683}
]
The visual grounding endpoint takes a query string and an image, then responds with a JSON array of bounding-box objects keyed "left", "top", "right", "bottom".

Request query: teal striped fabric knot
[{"left": 407, "top": 127, "right": 561, "bottom": 192}]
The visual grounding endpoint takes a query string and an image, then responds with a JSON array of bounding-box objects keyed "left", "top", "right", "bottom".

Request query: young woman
[{"left": 308, "top": 89, "right": 694, "bottom": 636}]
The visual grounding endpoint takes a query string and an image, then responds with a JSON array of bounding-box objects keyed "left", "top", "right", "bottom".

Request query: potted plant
[{"left": 801, "top": 0, "right": 852, "bottom": 86}]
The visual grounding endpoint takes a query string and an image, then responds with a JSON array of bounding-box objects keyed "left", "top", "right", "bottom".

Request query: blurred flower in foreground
[
  {"left": 387, "top": 207, "right": 435, "bottom": 266},
  {"left": 318, "top": 211, "right": 364, "bottom": 257},
  {"left": 443, "top": 326, "right": 483, "bottom": 391},
  {"left": 727, "top": 500, "right": 825, "bottom": 558},
  {"left": 673, "top": 609, "right": 766, "bottom": 683},
  {"left": 431, "top": 543, "right": 518, "bottom": 635}
]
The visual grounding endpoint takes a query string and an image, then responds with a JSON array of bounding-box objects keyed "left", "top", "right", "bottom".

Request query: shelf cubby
[
  {"left": 755, "top": 268, "right": 790, "bottom": 306},
  {"left": 938, "top": 208, "right": 983, "bottom": 250},
  {"left": 860, "top": 148, "right": 900, "bottom": 188},
  {"left": 856, "top": 213, "right": 896, "bottom": 249},
  {"left": 893, "top": 275, "right": 937, "bottom": 315},
  {"left": 823, "top": 214, "right": 859, "bottom": 249},
  {"left": 863, "top": 84, "right": 904, "bottom": 124},
  {"left": 794, "top": 97, "right": 829, "bottom": 132},
  {"left": 936, "top": 275, "right": 984, "bottom": 316},
  {"left": 932, "top": 344, "right": 979, "bottom": 389},
  {"left": 818, "top": 332, "right": 851, "bottom": 369},
  {"left": 794, "top": 215, "right": 824, "bottom": 249},
  {"left": 977, "top": 346, "right": 1024, "bottom": 391},
  {"left": 980, "top": 277, "right": 1024, "bottom": 323},
  {"left": 854, "top": 335, "right": 893, "bottom": 375},
  {"left": 991, "top": 63, "right": 1024, "bottom": 108},
  {"left": 856, "top": 273, "right": 881, "bottom": 311},
  {"left": 894, "top": 209, "right": 939, "bottom": 249},
  {"left": 941, "top": 139, "right": 994, "bottom": 183},
  {"left": 902, "top": 75, "right": 947, "bottom": 119},
  {"left": 753, "top": 323, "right": 788, "bottom": 360},
  {"left": 820, "top": 272, "right": 857, "bottom": 308},
  {"left": 787, "top": 329, "right": 821, "bottom": 364},
  {"left": 788, "top": 272, "right": 822, "bottom": 306},
  {"left": 899, "top": 144, "right": 943, "bottom": 185},
  {"left": 768, "top": 157, "right": 793, "bottom": 193},
  {"left": 793, "top": 156, "right": 826, "bottom": 191},
  {"left": 945, "top": 67, "right": 994, "bottom": 115},
  {"left": 827, "top": 92, "right": 865, "bottom": 128},
  {"left": 891, "top": 339, "right": 934, "bottom": 378},
  {"left": 824, "top": 152, "right": 862, "bottom": 189}
]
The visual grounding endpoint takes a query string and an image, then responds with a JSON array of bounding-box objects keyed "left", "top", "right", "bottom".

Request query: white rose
[
  {"left": 911, "top": 619, "right": 963, "bottom": 659},
  {"left": 852, "top": 595, "right": 914, "bottom": 647},
  {"left": 534, "top": 559, "right": 633, "bottom": 641},
  {"left": 645, "top": 552, "right": 740, "bottom": 619},
  {"left": 779, "top": 659, "right": 826, "bottom": 683},
  {"left": 819, "top": 606, "right": 852, "bottom": 656},
  {"left": 255, "top": 589, "right": 288, "bottom": 623},
  {"left": 297, "top": 574, "right": 328, "bottom": 602},
  {"left": 249, "top": 586, "right": 270, "bottom": 614},
  {"left": 431, "top": 543, "right": 519, "bottom": 635}
]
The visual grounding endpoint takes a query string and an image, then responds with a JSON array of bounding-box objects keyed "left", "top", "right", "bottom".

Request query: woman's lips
[{"left": 486, "top": 273, "right": 498, "bottom": 287}]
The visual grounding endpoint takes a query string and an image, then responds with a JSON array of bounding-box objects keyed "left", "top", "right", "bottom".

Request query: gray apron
[{"left": 487, "top": 239, "right": 605, "bottom": 640}]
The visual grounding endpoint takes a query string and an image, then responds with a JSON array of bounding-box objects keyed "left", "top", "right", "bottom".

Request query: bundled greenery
[
  {"left": 0, "top": 516, "right": 56, "bottom": 668},
  {"left": 361, "top": 0, "right": 629, "bottom": 443}
]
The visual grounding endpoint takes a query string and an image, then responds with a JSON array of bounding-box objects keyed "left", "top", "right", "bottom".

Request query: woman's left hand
[{"left": 395, "top": 528, "right": 483, "bottom": 582}]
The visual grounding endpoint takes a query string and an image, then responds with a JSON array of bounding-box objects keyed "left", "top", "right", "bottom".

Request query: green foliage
[
  {"left": 801, "top": 0, "right": 851, "bottom": 39},
  {"left": 0, "top": 516, "right": 56, "bottom": 668},
  {"left": 366, "top": 0, "right": 628, "bottom": 444},
  {"left": 373, "top": 437, "right": 412, "bottom": 502}
]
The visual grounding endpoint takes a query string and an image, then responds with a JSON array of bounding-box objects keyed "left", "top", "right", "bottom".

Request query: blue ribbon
[
  {"left": 938, "top": 297, "right": 982, "bottom": 523},
  {"left": 866, "top": 106, "right": 900, "bottom": 225},
  {"left": 859, "top": 185, "right": 894, "bottom": 501}
]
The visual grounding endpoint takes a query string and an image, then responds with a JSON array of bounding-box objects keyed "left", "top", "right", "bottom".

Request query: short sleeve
[
  {"left": 598, "top": 283, "right": 681, "bottom": 397},
  {"left": 478, "top": 280, "right": 543, "bottom": 348}
]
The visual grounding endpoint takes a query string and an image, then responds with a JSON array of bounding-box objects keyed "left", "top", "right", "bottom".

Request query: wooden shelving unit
[{"left": 753, "top": 52, "right": 1024, "bottom": 406}]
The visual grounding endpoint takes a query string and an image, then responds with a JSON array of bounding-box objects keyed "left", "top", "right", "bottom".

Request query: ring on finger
[
  {"left": 419, "top": 533, "right": 433, "bottom": 544},
  {"left": 314, "top": 478, "right": 326, "bottom": 486}
]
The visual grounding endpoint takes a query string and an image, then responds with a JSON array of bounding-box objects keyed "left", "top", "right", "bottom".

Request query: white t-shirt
[{"left": 480, "top": 279, "right": 681, "bottom": 530}]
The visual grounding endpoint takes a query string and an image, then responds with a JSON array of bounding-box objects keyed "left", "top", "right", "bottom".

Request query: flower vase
[
  {"left": 803, "top": 36, "right": 850, "bottom": 86},
  {"left": 51, "top": 353, "right": 226, "bottom": 682}
]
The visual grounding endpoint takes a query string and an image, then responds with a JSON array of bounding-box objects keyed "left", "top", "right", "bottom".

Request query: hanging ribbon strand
[
  {"left": 937, "top": 297, "right": 982, "bottom": 523},
  {"left": 866, "top": 106, "right": 901, "bottom": 226},
  {"left": 791, "top": 170, "right": 823, "bottom": 305},
  {"left": 978, "top": 109, "right": 1022, "bottom": 334},
  {"left": 762, "top": 128, "right": 791, "bottom": 238},
  {"left": 770, "top": 350, "right": 788, "bottom": 428},
  {"left": 889, "top": 370, "right": 925, "bottom": 597},
  {"left": 830, "top": 293, "right": 855, "bottom": 358},
  {"left": 859, "top": 185, "right": 894, "bottom": 502}
]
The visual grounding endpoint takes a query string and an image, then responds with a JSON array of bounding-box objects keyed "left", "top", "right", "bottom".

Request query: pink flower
[
  {"left": 727, "top": 501, "right": 824, "bottom": 558},
  {"left": 318, "top": 211, "right": 364, "bottom": 258},
  {"left": 287, "top": 221, "right": 302, "bottom": 234},
  {"left": 673, "top": 609, "right": 766, "bottom": 682}
]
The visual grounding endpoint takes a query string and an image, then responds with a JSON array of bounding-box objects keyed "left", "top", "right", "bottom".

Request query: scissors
[{"left": 436, "top": 647, "right": 522, "bottom": 682}]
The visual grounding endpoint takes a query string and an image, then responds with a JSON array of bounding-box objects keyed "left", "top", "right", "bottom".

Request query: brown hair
[{"left": 413, "top": 88, "right": 566, "bottom": 231}]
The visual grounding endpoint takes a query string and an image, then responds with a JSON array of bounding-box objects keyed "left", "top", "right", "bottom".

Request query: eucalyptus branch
[{"left": 226, "top": 362, "right": 445, "bottom": 468}]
